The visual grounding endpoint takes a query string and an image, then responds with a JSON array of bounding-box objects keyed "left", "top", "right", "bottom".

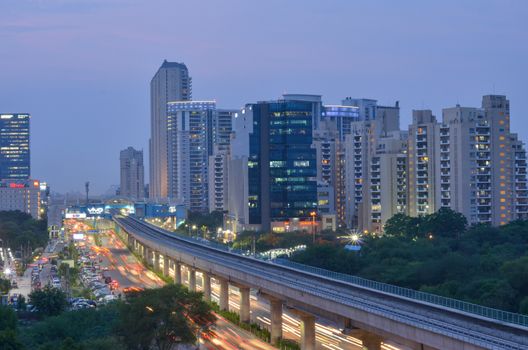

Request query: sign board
[{"left": 65, "top": 213, "right": 87, "bottom": 219}]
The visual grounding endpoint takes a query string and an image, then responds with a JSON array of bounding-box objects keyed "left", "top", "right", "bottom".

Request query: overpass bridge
[{"left": 113, "top": 215, "right": 528, "bottom": 350}]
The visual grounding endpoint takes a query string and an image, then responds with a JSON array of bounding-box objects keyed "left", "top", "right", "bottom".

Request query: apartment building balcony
[
  {"left": 440, "top": 139, "right": 449, "bottom": 145},
  {"left": 476, "top": 128, "right": 490, "bottom": 135}
]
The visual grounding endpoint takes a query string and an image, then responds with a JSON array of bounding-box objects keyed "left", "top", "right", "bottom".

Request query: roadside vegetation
[
  {"left": 5, "top": 284, "right": 214, "bottom": 350},
  {"left": 0, "top": 211, "right": 48, "bottom": 259},
  {"left": 291, "top": 208, "right": 528, "bottom": 314}
]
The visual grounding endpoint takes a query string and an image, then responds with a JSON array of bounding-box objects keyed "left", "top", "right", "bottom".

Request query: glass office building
[
  {"left": 248, "top": 98, "right": 318, "bottom": 230},
  {"left": 0, "top": 113, "right": 30, "bottom": 180}
]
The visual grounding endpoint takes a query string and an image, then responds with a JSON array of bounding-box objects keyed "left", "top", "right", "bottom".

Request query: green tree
[
  {"left": 383, "top": 213, "right": 412, "bottom": 236},
  {"left": 116, "top": 284, "right": 215, "bottom": 350},
  {"left": 29, "top": 285, "right": 68, "bottom": 316},
  {"left": 0, "top": 277, "right": 11, "bottom": 294},
  {"left": 423, "top": 208, "right": 467, "bottom": 238},
  {"left": 0, "top": 305, "right": 17, "bottom": 331},
  {"left": 0, "top": 329, "right": 23, "bottom": 350}
]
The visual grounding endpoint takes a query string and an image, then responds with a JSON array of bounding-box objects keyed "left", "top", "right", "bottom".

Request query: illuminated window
[
  {"left": 500, "top": 198, "right": 506, "bottom": 203},
  {"left": 500, "top": 214, "right": 506, "bottom": 218},
  {"left": 499, "top": 136, "right": 505, "bottom": 141},
  {"left": 500, "top": 206, "right": 506, "bottom": 210},
  {"left": 500, "top": 160, "right": 505, "bottom": 164},
  {"left": 500, "top": 182, "right": 506, "bottom": 187},
  {"left": 500, "top": 175, "right": 506, "bottom": 179},
  {"left": 500, "top": 168, "right": 505, "bottom": 172},
  {"left": 500, "top": 144, "right": 505, "bottom": 148},
  {"left": 500, "top": 190, "right": 506, "bottom": 195},
  {"left": 499, "top": 120, "right": 505, "bottom": 125}
]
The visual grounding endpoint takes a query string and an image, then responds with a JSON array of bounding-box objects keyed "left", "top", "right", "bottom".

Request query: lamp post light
[{"left": 310, "top": 211, "right": 317, "bottom": 243}]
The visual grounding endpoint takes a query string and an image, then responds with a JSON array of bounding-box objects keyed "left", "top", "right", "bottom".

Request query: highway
[
  {"left": 92, "top": 228, "right": 275, "bottom": 350},
  {"left": 116, "top": 215, "right": 528, "bottom": 350}
]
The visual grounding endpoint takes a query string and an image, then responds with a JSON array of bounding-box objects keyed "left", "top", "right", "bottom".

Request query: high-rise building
[
  {"left": 120, "top": 147, "right": 144, "bottom": 200},
  {"left": 368, "top": 131, "right": 407, "bottom": 233},
  {"left": 245, "top": 95, "right": 319, "bottom": 232},
  {"left": 407, "top": 110, "right": 439, "bottom": 217},
  {"left": 149, "top": 60, "right": 191, "bottom": 201},
  {"left": 207, "top": 109, "right": 235, "bottom": 213},
  {"left": 430, "top": 95, "right": 528, "bottom": 226},
  {"left": 0, "top": 179, "right": 41, "bottom": 218},
  {"left": 167, "top": 101, "right": 215, "bottom": 213},
  {"left": 342, "top": 100, "right": 401, "bottom": 229},
  {"left": 0, "top": 113, "right": 30, "bottom": 180}
]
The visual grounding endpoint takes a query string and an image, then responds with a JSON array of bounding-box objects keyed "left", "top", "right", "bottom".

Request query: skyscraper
[
  {"left": 246, "top": 94, "right": 319, "bottom": 232},
  {"left": 149, "top": 60, "right": 191, "bottom": 201},
  {"left": 120, "top": 147, "right": 145, "bottom": 200},
  {"left": 0, "top": 113, "right": 30, "bottom": 180},
  {"left": 167, "top": 101, "right": 215, "bottom": 213}
]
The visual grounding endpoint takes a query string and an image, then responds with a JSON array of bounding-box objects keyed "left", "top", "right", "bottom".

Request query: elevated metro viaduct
[{"left": 114, "top": 215, "right": 528, "bottom": 350}]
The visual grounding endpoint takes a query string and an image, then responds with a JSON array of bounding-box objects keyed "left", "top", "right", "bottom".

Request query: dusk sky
[{"left": 1, "top": 0, "right": 527, "bottom": 194}]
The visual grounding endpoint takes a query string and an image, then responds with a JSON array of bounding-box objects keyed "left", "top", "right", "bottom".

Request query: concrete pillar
[
  {"left": 202, "top": 273, "right": 211, "bottom": 302},
  {"left": 173, "top": 261, "right": 182, "bottom": 284},
  {"left": 270, "top": 299, "right": 283, "bottom": 344},
  {"left": 218, "top": 278, "right": 229, "bottom": 311},
  {"left": 163, "top": 256, "right": 170, "bottom": 277},
  {"left": 154, "top": 251, "right": 160, "bottom": 271},
  {"left": 361, "top": 333, "right": 382, "bottom": 350},
  {"left": 239, "top": 286, "right": 250, "bottom": 323},
  {"left": 144, "top": 247, "right": 151, "bottom": 265},
  {"left": 300, "top": 314, "right": 316, "bottom": 350},
  {"left": 188, "top": 267, "right": 196, "bottom": 291}
]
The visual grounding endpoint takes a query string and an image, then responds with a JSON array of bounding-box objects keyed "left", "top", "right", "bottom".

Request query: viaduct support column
[
  {"left": 202, "top": 273, "right": 211, "bottom": 302},
  {"left": 269, "top": 298, "right": 283, "bottom": 344},
  {"left": 299, "top": 314, "right": 316, "bottom": 350},
  {"left": 144, "top": 247, "right": 151, "bottom": 265},
  {"left": 173, "top": 261, "right": 182, "bottom": 284},
  {"left": 218, "top": 278, "right": 229, "bottom": 311},
  {"left": 239, "top": 286, "right": 250, "bottom": 323},
  {"left": 360, "top": 333, "right": 382, "bottom": 350},
  {"left": 154, "top": 251, "right": 160, "bottom": 271},
  {"left": 163, "top": 256, "right": 169, "bottom": 277},
  {"left": 188, "top": 267, "right": 196, "bottom": 292}
]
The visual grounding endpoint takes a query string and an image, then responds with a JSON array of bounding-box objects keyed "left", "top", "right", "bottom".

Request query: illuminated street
[{"left": 91, "top": 228, "right": 275, "bottom": 350}]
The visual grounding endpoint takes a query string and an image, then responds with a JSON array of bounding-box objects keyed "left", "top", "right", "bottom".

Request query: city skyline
[{"left": 1, "top": 0, "right": 527, "bottom": 194}]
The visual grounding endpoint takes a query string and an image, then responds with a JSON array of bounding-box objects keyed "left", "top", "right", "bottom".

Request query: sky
[{"left": 1, "top": 0, "right": 527, "bottom": 194}]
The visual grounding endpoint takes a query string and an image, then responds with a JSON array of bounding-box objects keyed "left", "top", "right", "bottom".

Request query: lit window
[
  {"left": 499, "top": 120, "right": 505, "bottom": 125},
  {"left": 500, "top": 198, "right": 506, "bottom": 203},
  {"left": 500, "top": 190, "right": 506, "bottom": 195},
  {"left": 500, "top": 206, "right": 506, "bottom": 210},
  {"left": 500, "top": 214, "right": 506, "bottom": 218},
  {"left": 499, "top": 136, "right": 505, "bottom": 141},
  {"left": 500, "top": 152, "right": 505, "bottom": 157}
]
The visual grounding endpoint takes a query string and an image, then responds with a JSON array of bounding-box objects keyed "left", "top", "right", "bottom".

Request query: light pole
[{"left": 310, "top": 211, "right": 317, "bottom": 243}]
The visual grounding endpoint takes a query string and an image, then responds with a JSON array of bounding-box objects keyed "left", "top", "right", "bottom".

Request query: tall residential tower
[
  {"left": 149, "top": 60, "right": 191, "bottom": 201},
  {"left": 120, "top": 147, "right": 145, "bottom": 200}
]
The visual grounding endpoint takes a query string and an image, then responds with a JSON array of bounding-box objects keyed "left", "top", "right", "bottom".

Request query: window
[
  {"left": 500, "top": 198, "right": 506, "bottom": 203},
  {"left": 293, "top": 160, "right": 310, "bottom": 167}
]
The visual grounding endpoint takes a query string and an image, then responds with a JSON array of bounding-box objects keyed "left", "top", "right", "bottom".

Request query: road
[{"left": 92, "top": 229, "right": 275, "bottom": 350}]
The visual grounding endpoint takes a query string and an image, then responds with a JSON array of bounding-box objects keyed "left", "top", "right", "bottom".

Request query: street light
[{"left": 310, "top": 211, "right": 317, "bottom": 243}]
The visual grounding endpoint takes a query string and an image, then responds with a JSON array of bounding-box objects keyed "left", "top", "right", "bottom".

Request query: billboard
[
  {"left": 72, "top": 233, "right": 85, "bottom": 240},
  {"left": 65, "top": 213, "right": 87, "bottom": 219}
]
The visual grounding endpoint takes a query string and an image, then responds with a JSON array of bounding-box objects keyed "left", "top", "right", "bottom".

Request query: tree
[
  {"left": 0, "top": 329, "right": 23, "bottom": 350},
  {"left": 116, "top": 284, "right": 215, "bottom": 350},
  {"left": 0, "top": 277, "right": 11, "bottom": 294},
  {"left": 29, "top": 285, "right": 68, "bottom": 316},
  {"left": 383, "top": 213, "right": 412, "bottom": 236},
  {"left": 423, "top": 208, "right": 467, "bottom": 239},
  {"left": 0, "top": 305, "right": 17, "bottom": 331}
]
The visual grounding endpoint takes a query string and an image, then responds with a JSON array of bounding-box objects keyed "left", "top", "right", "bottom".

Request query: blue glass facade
[
  {"left": 248, "top": 100, "right": 317, "bottom": 229},
  {"left": 0, "top": 113, "right": 30, "bottom": 180}
]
